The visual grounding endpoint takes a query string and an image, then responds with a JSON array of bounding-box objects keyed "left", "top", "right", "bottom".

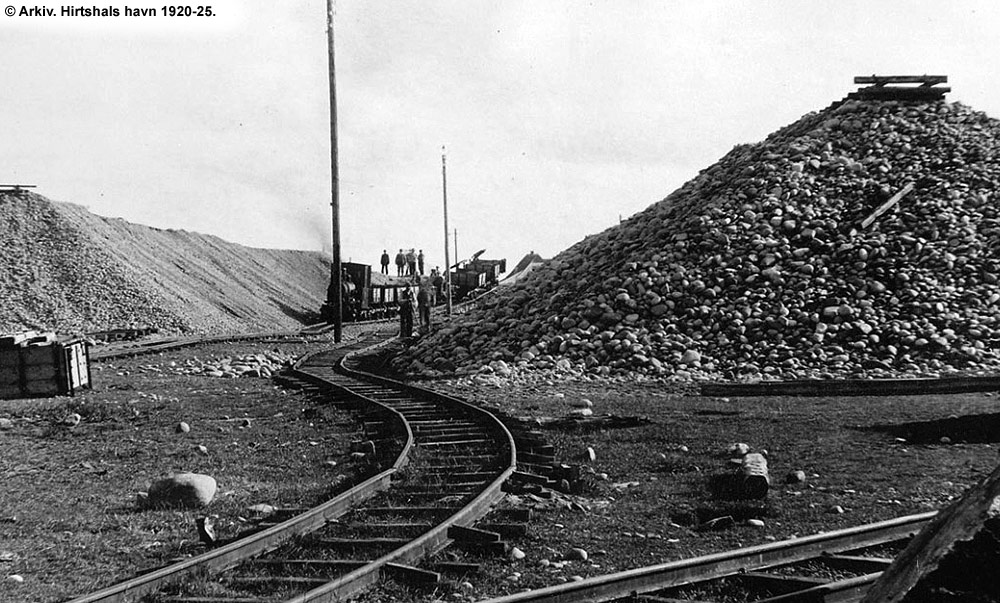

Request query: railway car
[
  {"left": 449, "top": 252, "right": 506, "bottom": 300},
  {"left": 321, "top": 261, "right": 409, "bottom": 323}
]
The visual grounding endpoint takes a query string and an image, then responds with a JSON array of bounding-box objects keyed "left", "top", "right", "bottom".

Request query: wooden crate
[{"left": 0, "top": 338, "right": 91, "bottom": 399}]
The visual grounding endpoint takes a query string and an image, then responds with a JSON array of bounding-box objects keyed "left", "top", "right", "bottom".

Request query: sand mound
[{"left": 0, "top": 192, "right": 329, "bottom": 335}]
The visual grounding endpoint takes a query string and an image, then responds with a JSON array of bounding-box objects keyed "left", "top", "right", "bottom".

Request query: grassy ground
[
  {"left": 373, "top": 378, "right": 1000, "bottom": 601},
  {"left": 3, "top": 335, "right": 999, "bottom": 603},
  {"left": 0, "top": 335, "right": 365, "bottom": 603}
]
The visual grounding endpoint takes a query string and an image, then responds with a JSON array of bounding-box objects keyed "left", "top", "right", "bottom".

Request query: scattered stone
[
  {"left": 0, "top": 418, "right": 13, "bottom": 430},
  {"left": 247, "top": 503, "right": 275, "bottom": 517},
  {"left": 196, "top": 516, "right": 216, "bottom": 545},
  {"left": 728, "top": 442, "right": 751, "bottom": 458},
  {"left": 830, "top": 505, "right": 846, "bottom": 514},
  {"left": 785, "top": 470, "right": 808, "bottom": 484},
  {"left": 144, "top": 473, "right": 217, "bottom": 509},
  {"left": 509, "top": 547, "right": 526, "bottom": 560},
  {"left": 698, "top": 515, "right": 735, "bottom": 531},
  {"left": 62, "top": 413, "right": 81, "bottom": 427},
  {"left": 196, "top": 444, "right": 209, "bottom": 455},
  {"left": 940, "top": 436, "right": 952, "bottom": 444},
  {"left": 175, "top": 421, "right": 190, "bottom": 433},
  {"left": 584, "top": 447, "right": 596, "bottom": 462},
  {"left": 747, "top": 519, "right": 766, "bottom": 528},
  {"left": 569, "top": 398, "right": 593, "bottom": 409},
  {"left": 564, "top": 547, "right": 589, "bottom": 561},
  {"left": 6, "top": 574, "right": 23, "bottom": 583},
  {"left": 0, "top": 551, "right": 15, "bottom": 562}
]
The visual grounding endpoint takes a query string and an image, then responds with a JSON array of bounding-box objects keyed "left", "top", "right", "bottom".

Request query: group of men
[
  {"left": 381, "top": 249, "right": 424, "bottom": 276},
  {"left": 397, "top": 275, "right": 436, "bottom": 338},
  {"left": 376, "top": 249, "right": 448, "bottom": 337}
]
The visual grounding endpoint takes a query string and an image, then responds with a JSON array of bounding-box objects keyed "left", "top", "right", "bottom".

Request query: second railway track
[{"left": 70, "top": 327, "right": 517, "bottom": 603}]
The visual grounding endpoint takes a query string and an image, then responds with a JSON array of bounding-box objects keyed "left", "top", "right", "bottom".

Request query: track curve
[{"left": 67, "top": 327, "right": 516, "bottom": 603}]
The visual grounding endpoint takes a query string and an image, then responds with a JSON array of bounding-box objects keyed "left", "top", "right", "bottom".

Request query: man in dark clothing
[
  {"left": 417, "top": 282, "right": 431, "bottom": 331},
  {"left": 395, "top": 249, "right": 405, "bottom": 276},
  {"left": 398, "top": 286, "right": 414, "bottom": 337},
  {"left": 380, "top": 250, "right": 390, "bottom": 274},
  {"left": 417, "top": 250, "right": 425, "bottom": 275},
  {"left": 406, "top": 249, "right": 417, "bottom": 276},
  {"left": 432, "top": 268, "right": 444, "bottom": 305}
]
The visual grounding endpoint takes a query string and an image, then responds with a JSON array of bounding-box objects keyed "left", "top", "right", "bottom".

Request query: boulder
[{"left": 143, "top": 473, "right": 217, "bottom": 509}]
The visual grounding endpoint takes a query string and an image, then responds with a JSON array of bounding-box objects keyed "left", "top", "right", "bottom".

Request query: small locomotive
[{"left": 321, "top": 261, "right": 410, "bottom": 323}]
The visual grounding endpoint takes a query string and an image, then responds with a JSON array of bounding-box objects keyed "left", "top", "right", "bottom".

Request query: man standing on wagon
[
  {"left": 380, "top": 250, "right": 390, "bottom": 274},
  {"left": 395, "top": 249, "right": 405, "bottom": 276}
]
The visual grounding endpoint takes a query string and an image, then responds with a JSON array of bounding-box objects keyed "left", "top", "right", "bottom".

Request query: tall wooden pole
[
  {"left": 454, "top": 228, "right": 458, "bottom": 267},
  {"left": 442, "top": 147, "right": 452, "bottom": 316},
  {"left": 326, "top": 0, "right": 342, "bottom": 342}
]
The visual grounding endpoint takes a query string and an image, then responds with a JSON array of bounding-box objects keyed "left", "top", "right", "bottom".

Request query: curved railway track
[{"left": 69, "top": 327, "right": 517, "bottom": 603}]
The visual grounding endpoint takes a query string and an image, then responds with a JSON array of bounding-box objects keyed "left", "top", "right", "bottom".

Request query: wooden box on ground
[{"left": 0, "top": 335, "right": 91, "bottom": 399}]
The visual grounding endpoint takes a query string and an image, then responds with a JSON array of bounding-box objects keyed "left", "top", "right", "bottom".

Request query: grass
[
  {"left": 0, "top": 336, "right": 364, "bottom": 603},
  {"left": 4, "top": 336, "right": 999, "bottom": 602}
]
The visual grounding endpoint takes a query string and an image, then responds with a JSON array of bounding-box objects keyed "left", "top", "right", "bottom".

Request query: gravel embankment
[
  {"left": 0, "top": 193, "right": 330, "bottom": 335},
  {"left": 396, "top": 98, "right": 1000, "bottom": 382}
]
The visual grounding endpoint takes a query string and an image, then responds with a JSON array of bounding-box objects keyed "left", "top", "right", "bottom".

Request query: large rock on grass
[{"left": 144, "top": 472, "right": 217, "bottom": 509}]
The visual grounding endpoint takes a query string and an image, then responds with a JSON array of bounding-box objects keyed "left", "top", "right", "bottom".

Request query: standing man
[
  {"left": 432, "top": 268, "right": 444, "bottom": 306},
  {"left": 398, "top": 284, "right": 414, "bottom": 337},
  {"left": 417, "top": 249, "right": 425, "bottom": 275},
  {"left": 406, "top": 249, "right": 417, "bottom": 276},
  {"left": 395, "top": 249, "right": 405, "bottom": 276},
  {"left": 380, "top": 250, "right": 390, "bottom": 274},
  {"left": 417, "top": 277, "right": 431, "bottom": 332}
]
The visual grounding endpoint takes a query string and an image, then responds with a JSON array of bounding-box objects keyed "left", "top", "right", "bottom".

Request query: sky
[{"left": 4, "top": 1, "right": 1000, "bottom": 278}]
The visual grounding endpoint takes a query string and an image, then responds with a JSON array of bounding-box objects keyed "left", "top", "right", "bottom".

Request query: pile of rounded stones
[
  {"left": 396, "top": 97, "right": 1000, "bottom": 381},
  {"left": 169, "top": 351, "right": 298, "bottom": 379}
]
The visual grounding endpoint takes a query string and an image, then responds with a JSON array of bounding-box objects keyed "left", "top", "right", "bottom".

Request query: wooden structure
[
  {"left": 1, "top": 332, "right": 91, "bottom": 398},
  {"left": 0, "top": 184, "right": 37, "bottom": 194},
  {"left": 850, "top": 74, "right": 949, "bottom": 101},
  {"left": 861, "top": 462, "right": 1000, "bottom": 602}
]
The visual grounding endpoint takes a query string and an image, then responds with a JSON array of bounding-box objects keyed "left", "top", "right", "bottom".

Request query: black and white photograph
[{"left": 3, "top": 2, "right": 1000, "bottom": 601}]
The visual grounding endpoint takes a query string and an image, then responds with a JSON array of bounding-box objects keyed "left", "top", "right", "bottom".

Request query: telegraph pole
[
  {"left": 442, "top": 147, "right": 452, "bottom": 316},
  {"left": 454, "top": 228, "right": 458, "bottom": 267},
  {"left": 326, "top": 0, "right": 342, "bottom": 342}
]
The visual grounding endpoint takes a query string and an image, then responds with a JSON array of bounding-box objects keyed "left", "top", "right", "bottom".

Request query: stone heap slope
[
  {"left": 0, "top": 192, "right": 329, "bottom": 335},
  {"left": 396, "top": 97, "right": 1000, "bottom": 381}
]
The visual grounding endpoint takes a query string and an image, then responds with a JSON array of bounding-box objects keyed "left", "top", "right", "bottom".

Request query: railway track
[
  {"left": 478, "top": 511, "right": 935, "bottom": 603},
  {"left": 69, "top": 327, "right": 517, "bottom": 603}
]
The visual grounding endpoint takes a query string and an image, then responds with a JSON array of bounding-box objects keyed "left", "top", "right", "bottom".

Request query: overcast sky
[{"left": 4, "top": 1, "right": 1000, "bottom": 275}]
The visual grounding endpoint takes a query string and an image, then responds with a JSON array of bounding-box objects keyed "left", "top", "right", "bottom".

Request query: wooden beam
[
  {"left": 448, "top": 525, "right": 501, "bottom": 542},
  {"left": 854, "top": 75, "right": 947, "bottom": 85},
  {"left": 383, "top": 562, "right": 441, "bottom": 585},
  {"left": 860, "top": 182, "right": 915, "bottom": 230},
  {"left": 861, "top": 462, "right": 1000, "bottom": 602},
  {"left": 738, "top": 571, "right": 830, "bottom": 595}
]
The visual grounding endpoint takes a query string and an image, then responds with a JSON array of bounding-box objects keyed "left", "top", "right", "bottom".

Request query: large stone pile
[
  {"left": 395, "top": 97, "right": 1000, "bottom": 381},
  {"left": 0, "top": 193, "right": 329, "bottom": 335}
]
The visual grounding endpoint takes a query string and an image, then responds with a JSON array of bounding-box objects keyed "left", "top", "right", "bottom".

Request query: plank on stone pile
[{"left": 860, "top": 462, "right": 1000, "bottom": 602}]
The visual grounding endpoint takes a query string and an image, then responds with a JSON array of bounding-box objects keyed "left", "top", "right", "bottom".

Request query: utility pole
[
  {"left": 454, "top": 228, "right": 458, "bottom": 267},
  {"left": 442, "top": 147, "right": 452, "bottom": 316},
  {"left": 326, "top": 0, "right": 342, "bottom": 342}
]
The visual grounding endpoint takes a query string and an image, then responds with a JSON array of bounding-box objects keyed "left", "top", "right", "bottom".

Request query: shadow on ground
[{"left": 866, "top": 413, "right": 1000, "bottom": 445}]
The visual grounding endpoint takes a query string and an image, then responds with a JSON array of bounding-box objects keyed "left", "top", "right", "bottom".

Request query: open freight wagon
[{"left": 0, "top": 332, "right": 91, "bottom": 399}]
